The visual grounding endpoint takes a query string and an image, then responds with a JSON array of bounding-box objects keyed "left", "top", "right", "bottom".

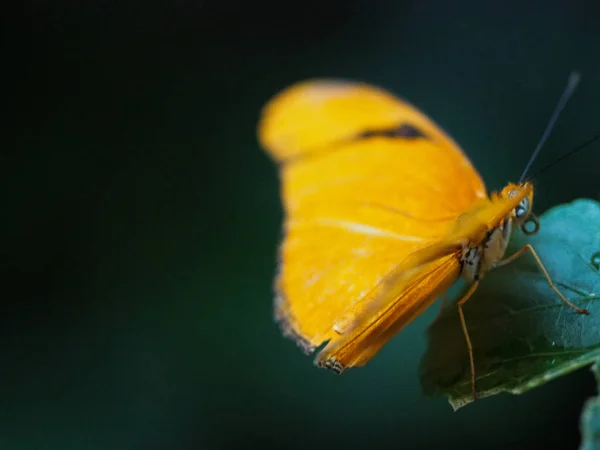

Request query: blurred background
[{"left": 3, "top": 1, "right": 600, "bottom": 449}]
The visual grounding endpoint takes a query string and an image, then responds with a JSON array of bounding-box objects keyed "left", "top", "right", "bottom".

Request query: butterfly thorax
[
  {"left": 460, "top": 217, "right": 512, "bottom": 282},
  {"left": 459, "top": 182, "right": 535, "bottom": 283}
]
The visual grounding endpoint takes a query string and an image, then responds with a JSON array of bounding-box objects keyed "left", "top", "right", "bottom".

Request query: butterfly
[{"left": 257, "top": 75, "right": 588, "bottom": 399}]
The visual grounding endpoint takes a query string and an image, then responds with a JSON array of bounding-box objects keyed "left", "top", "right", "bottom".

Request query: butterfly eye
[{"left": 514, "top": 197, "right": 530, "bottom": 219}]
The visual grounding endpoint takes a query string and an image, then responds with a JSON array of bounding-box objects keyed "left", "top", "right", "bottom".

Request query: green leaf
[
  {"left": 419, "top": 198, "right": 600, "bottom": 411},
  {"left": 580, "top": 363, "right": 600, "bottom": 450}
]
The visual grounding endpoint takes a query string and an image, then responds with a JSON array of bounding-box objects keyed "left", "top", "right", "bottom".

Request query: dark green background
[{"left": 4, "top": 1, "right": 600, "bottom": 449}]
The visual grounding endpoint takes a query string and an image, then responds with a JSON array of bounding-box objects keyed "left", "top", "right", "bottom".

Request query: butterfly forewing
[{"left": 259, "top": 80, "right": 488, "bottom": 369}]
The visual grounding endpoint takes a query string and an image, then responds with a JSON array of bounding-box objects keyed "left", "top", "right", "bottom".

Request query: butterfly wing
[{"left": 258, "top": 80, "right": 487, "bottom": 370}]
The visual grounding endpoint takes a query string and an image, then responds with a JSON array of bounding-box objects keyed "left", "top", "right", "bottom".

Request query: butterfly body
[{"left": 458, "top": 183, "right": 533, "bottom": 283}]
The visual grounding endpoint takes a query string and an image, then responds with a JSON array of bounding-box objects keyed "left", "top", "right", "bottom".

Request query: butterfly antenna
[
  {"left": 518, "top": 71, "right": 581, "bottom": 184},
  {"left": 526, "top": 133, "right": 600, "bottom": 181}
]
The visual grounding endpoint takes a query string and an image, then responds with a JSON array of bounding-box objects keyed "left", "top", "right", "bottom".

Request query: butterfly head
[{"left": 500, "top": 181, "right": 538, "bottom": 235}]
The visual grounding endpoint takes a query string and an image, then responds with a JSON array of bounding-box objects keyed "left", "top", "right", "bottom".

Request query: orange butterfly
[{"left": 257, "top": 75, "right": 588, "bottom": 399}]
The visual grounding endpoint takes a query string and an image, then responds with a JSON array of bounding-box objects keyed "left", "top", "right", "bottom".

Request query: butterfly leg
[
  {"left": 457, "top": 281, "right": 480, "bottom": 400},
  {"left": 496, "top": 244, "right": 589, "bottom": 315}
]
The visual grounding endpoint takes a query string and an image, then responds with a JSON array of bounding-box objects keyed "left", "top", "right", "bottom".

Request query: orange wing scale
[{"left": 259, "top": 80, "right": 490, "bottom": 371}]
